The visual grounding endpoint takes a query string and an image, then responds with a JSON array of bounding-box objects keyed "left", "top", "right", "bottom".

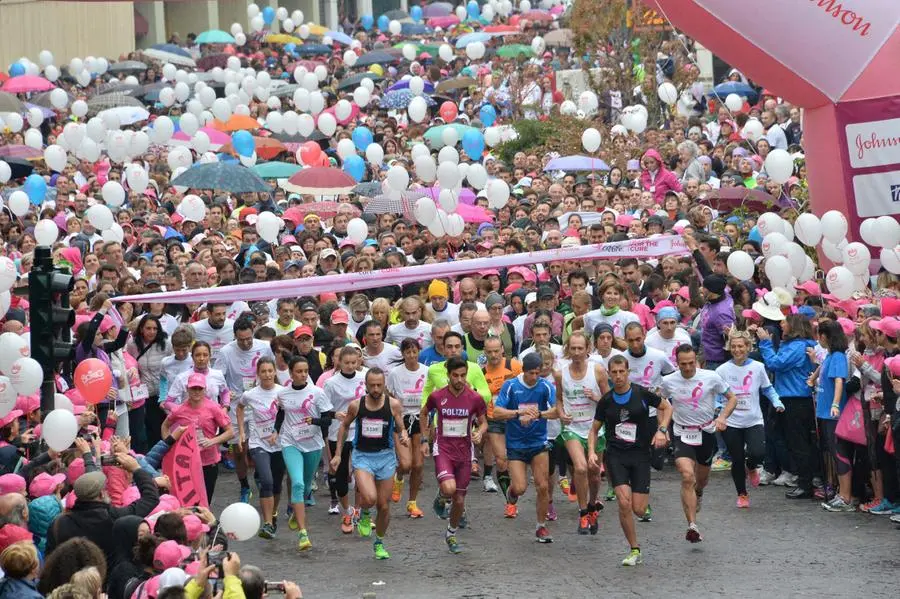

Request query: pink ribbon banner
[{"left": 116, "top": 235, "right": 690, "bottom": 305}]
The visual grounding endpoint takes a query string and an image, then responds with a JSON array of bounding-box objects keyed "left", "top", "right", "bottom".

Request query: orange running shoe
[
  {"left": 391, "top": 475, "right": 403, "bottom": 503},
  {"left": 578, "top": 513, "right": 590, "bottom": 535},
  {"left": 340, "top": 514, "right": 353, "bottom": 534},
  {"left": 504, "top": 503, "right": 518, "bottom": 518},
  {"left": 406, "top": 501, "right": 424, "bottom": 518}
]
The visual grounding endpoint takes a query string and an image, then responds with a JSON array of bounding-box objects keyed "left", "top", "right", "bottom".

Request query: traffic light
[{"left": 28, "top": 247, "right": 75, "bottom": 416}]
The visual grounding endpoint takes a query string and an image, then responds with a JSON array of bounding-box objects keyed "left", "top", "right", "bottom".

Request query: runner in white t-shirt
[
  {"left": 385, "top": 297, "right": 433, "bottom": 349},
  {"left": 191, "top": 304, "right": 235, "bottom": 360},
  {"left": 645, "top": 307, "right": 693, "bottom": 365},
  {"left": 362, "top": 321, "right": 403, "bottom": 375},
  {"left": 579, "top": 281, "right": 639, "bottom": 340}
]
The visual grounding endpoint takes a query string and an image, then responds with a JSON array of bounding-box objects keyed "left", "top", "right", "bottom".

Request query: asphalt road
[{"left": 210, "top": 463, "right": 899, "bottom": 599}]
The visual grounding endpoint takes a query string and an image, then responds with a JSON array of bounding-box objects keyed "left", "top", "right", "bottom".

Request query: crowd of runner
[{"left": 0, "top": 1, "right": 898, "bottom": 597}]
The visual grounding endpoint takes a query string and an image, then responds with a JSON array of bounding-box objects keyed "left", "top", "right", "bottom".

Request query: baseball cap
[
  {"left": 153, "top": 540, "right": 191, "bottom": 570},
  {"left": 0, "top": 473, "right": 26, "bottom": 495},
  {"left": 15, "top": 394, "right": 39, "bottom": 414},
  {"left": 73, "top": 471, "right": 107, "bottom": 501},
  {"left": 794, "top": 280, "right": 821, "bottom": 296},
  {"left": 537, "top": 284, "right": 556, "bottom": 300},
  {"left": 320, "top": 248, "right": 339, "bottom": 260},
  {"left": 524, "top": 292, "right": 537, "bottom": 305},
  {"left": 651, "top": 300, "right": 675, "bottom": 314},
  {"left": 330, "top": 309, "right": 349, "bottom": 325},
  {"left": 870, "top": 318, "right": 900, "bottom": 338},
  {"left": 183, "top": 514, "right": 211, "bottom": 542},
  {"left": 885, "top": 355, "right": 900, "bottom": 377},
  {"left": 187, "top": 373, "right": 206, "bottom": 388},
  {"left": 836, "top": 317, "right": 856, "bottom": 336},
  {"left": 29, "top": 472, "right": 66, "bottom": 498},
  {"left": 293, "top": 325, "right": 313, "bottom": 339},
  {"left": 0, "top": 410, "right": 22, "bottom": 429},
  {"left": 675, "top": 286, "right": 691, "bottom": 301},
  {"left": 0, "top": 524, "right": 33, "bottom": 554}
]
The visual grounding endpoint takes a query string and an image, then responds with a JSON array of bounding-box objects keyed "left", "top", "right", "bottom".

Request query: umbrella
[
  {"left": 107, "top": 60, "right": 148, "bottom": 74},
  {"left": 97, "top": 106, "right": 150, "bottom": 126},
  {"left": 0, "top": 92, "right": 24, "bottom": 113},
  {"left": 196, "top": 54, "right": 235, "bottom": 71},
  {"left": 284, "top": 167, "right": 356, "bottom": 195},
  {"left": 455, "top": 32, "right": 492, "bottom": 48},
  {"left": 421, "top": 186, "right": 476, "bottom": 205},
  {"left": 212, "top": 115, "right": 260, "bottom": 132},
  {"left": 522, "top": 9, "right": 554, "bottom": 22},
  {"left": 221, "top": 137, "right": 287, "bottom": 160},
  {"left": 483, "top": 25, "right": 520, "bottom": 34},
  {"left": 171, "top": 126, "right": 231, "bottom": 148},
  {"left": 423, "top": 124, "right": 480, "bottom": 148},
  {"left": 87, "top": 94, "right": 144, "bottom": 114},
  {"left": 1, "top": 75, "right": 55, "bottom": 93},
  {"left": 252, "top": 161, "right": 302, "bottom": 179},
  {"left": 712, "top": 81, "right": 759, "bottom": 105},
  {"left": 150, "top": 43, "right": 193, "bottom": 58},
  {"left": 336, "top": 72, "right": 383, "bottom": 90},
  {"left": 456, "top": 203, "right": 494, "bottom": 224},
  {"left": 325, "top": 30, "right": 353, "bottom": 45},
  {"left": 698, "top": 188, "right": 779, "bottom": 213},
  {"left": 379, "top": 89, "right": 436, "bottom": 109},
  {"left": 544, "top": 28, "right": 573, "bottom": 47},
  {"left": 141, "top": 48, "right": 196, "bottom": 67},
  {"left": 283, "top": 201, "right": 360, "bottom": 219},
  {"left": 365, "top": 193, "right": 414, "bottom": 217},
  {"left": 170, "top": 162, "right": 272, "bottom": 193},
  {"left": 30, "top": 90, "right": 72, "bottom": 109},
  {"left": 497, "top": 44, "right": 534, "bottom": 58},
  {"left": 270, "top": 131, "right": 328, "bottom": 143},
  {"left": 387, "top": 79, "right": 436, "bottom": 93},
  {"left": 544, "top": 155, "right": 610, "bottom": 172},
  {"left": 353, "top": 181, "right": 384, "bottom": 197},
  {"left": 436, "top": 76, "right": 477, "bottom": 93},
  {"left": 270, "top": 83, "right": 301, "bottom": 98},
  {"left": 422, "top": 3, "right": 453, "bottom": 18},
  {"left": 196, "top": 29, "right": 236, "bottom": 45},
  {"left": 427, "top": 16, "right": 460, "bottom": 29},
  {"left": 385, "top": 9, "right": 411, "bottom": 20},
  {"left": 305, "top": 24, "right": 329, "bottom": 36},
  {"left": 24, "top": 103, "right": 54, "bottom": 120},
  {"left": 355, "top": 50, "right": 400, "bottom": 67},
  {"left": 401, "top": 23, "right": 432, "bottom": 36},
  {"left": 96, "top": 82, "right": 141, "bottom": 96},
  {"left": 0, "top": 157, "right": 33, "bottom": 179},
  {"left": 265, "top": 34, "right": 305, "bottom": 45},
  {"left": 294, "top": 44, "right": 332, "bottom": 56},
  {"left": 0, "top": 145, "right": 42, "bottom": 160}
]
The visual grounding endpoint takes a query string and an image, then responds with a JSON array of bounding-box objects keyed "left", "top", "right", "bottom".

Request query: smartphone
[
  {"left": 264, "top": 582, "right": 286, "bottom": 594},
  {"left": 100, "top": 455, "right": 120, "bottom": 467}
]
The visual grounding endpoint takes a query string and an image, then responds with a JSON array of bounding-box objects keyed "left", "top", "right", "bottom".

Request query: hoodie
[
  {"left": 639, "top": 149, "right": 682, "bottom": 204},
  {"left": 700, "top": 294, "right": 734, "bottom": 363},
  {"left": 758, "top": 337, "right": 817, "bottom": 398}
]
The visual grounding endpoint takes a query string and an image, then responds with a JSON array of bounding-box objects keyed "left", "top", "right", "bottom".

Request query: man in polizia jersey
[{"left": 589, "top": 355, "right": 672, "bottom": 566}]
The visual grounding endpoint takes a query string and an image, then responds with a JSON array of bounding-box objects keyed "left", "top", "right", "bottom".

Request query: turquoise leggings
[{"left": 282, "top": 446, "right": 322, "bottom": 504}]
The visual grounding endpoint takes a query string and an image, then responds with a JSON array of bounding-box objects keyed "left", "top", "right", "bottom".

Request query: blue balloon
[
  {"left": 24, "top": 174, "right": 47, "bottom": 205},
  {"left": 352, "top": 127, "right": 373, "bottom": 152},
  {"left": 462, "top": 129, "right": 485, "bottom": 160},
  {"left": 231, "top": 130, "right": 255, "bottom": 157},
  {"left": 479, "top": 104, "right": 497, "bottom": 127},
  {"left": 377, "top": 14, "right": 390, "bottom": 31},
  {"left": 343, "top": 155, "right": 366, "bottom": 182},
  {"left": 748, "top": 225, "right": 762, "bottom": 244},
  {"left": 410, "top": 6, "right": 423, "bottom": 22},
  {"left": 8, "top": 63, "right": 25, "bottom": 77},
  {"left": 467, "top": 0, "right": 480, "bottom": 19},
  {"left": 284, "top": 43, "right": 296, "bottom": 54},
  {"left": 361, "top": 14, "right": 374, "bottom": 31},
  {"left": 262, "top": 6, "right": 276, "bottom": 25}
]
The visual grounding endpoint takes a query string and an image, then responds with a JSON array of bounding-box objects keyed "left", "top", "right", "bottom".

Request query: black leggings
[
  {"left": 250, "top": 448, "right": 285, "bottom": 498},
  {"left": 327, "top": 441, "right": 353, "bottom": 499},
  {"left": 723, "top": 425, "right": 765, "bottom": 495},
  {"left": 783, "top": 397, "right": 818, "bottom": 490},
  {"left": 203, "top": 464, "right": 219, "bottom": 502}
]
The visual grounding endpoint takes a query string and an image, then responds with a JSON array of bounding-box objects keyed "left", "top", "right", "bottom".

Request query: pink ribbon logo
[
  {"left": 690, "top": 382, "right": 703, "bottom": 410},
  {"left": 739, "top": 372, "right": 753, "bottom": 394},
  {"left": 641, "top": 362, "right": 654, "bottom": 386}
]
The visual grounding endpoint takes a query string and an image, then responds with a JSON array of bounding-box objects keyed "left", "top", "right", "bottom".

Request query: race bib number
[
  {"left": 295, "top": 423, "right": 316, "bottom": 439},
  {"left": 735, "top": 394, "right": 751, "bottom": 411},
  {"left": 615, "top": 422, "right": 637, "bottom": 443},
  {"left": 442, "top": 418, "right": 468, "bottom": 438},
  {"left": 361, "top": 418, "right": 385, "bottom": 439},
  {"left": 130, "top": 384, "right": 149, "bottom": 402},
  {"left": 570, "top": 404, "right": 592, "bottom": 422},
  {"left": 402, "top": 394, "right": 420, "bottom": 409},
  {"left": 259, "top": 423, "right": 275, "bottom": 437},
  {"left": 681, "top": 429, "right": 702, "bottom": 446},
  {"left": 243, "top": 377, "right": 256, "bottom": 391}
]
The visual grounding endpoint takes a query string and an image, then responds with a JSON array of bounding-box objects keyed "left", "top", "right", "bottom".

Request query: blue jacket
[
  {"left": 759, "top": 337, "right": 816, "bottom": 398},
  {"left": 0, "top": 577, "right": 42, "bottom": 599}
]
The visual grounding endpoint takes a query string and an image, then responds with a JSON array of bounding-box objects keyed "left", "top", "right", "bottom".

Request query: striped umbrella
[
  {"left": 87, "top": 94, "right": 145, "bottom": 115},
  {"left": 170, "top": 162, "right": 272, "bottom": 193},
  {"left": 0, "top": 145, "right": 42, "bottom": 160}
]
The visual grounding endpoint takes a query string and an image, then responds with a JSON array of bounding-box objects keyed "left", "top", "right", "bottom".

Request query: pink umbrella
[
  {"left": 456, "top": 203, "right": 493, "bottom": 224},
  {"left": 421, "top": 186, "right": 476, "bottom": 205},
  {"left": 427, "top": 16, "right": 460, "bottom": 28},
  {"left": 171, "top": 126, "right": 231, "bottom": 146},
  {"left": 284, "top": 166, "right": 356, "bottom": 195},
  {"left": 1, "top": 75, "right": 55, "bottom": 93},
  {"left": 0, "top": 144, "right": 42, "bottom": 160}
]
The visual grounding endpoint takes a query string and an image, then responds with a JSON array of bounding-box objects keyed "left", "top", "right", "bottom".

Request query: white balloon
[
  {"left": 880, "top": 246, "right": 900, "bottom": 275},
  {"left": 0, "top": 333, "right": 28, "bottom": 376},
  {"left": 0, "top": 161, "right": 9, "bottom": 184},
  {"left": 42, "top": 409, "right": 79, "bottom": 451},
  {"left": 86, "top": 204, "right": 114, "bottom": 231},
  {"left": 446, "top": 213, "right": 465, "bottom": 237},
  {"left": 309, "top": 91, "right": 325, "bottom": 115},
  {"left": 455, "top": 5, "right": 467, "bottom": 19},
  {"left": 657, "top": 82, "right": 678, "bottom": 105},
  {"left": 102, "top": 181, "right": 126, "bottom": 208},
  {"left": 438, "top": 189, "right": 458, "bottom": 212},
  {"left": 220, "top": 502, "right": 261, "bottom": 541},
  {"left": 298, "top": 24, "right": 310, "bottom": 39},
  {"left": 859, "top": 218, "right": 880, "bottom": 247},
  {"left": 352, "top": 86, "right": 371, "bottom": 108},
  {"left": 764, "top": 149, "right": 793, "bottom": 184},
  {"left": 428, "top": 214, "right": 446, "bottom": 237},
  {"left": 24, "top": 128, "right": 43, "bottom": 150},
  {"left": 581, "top": 128, "right": 601, "bottom": 153},
  {"left": 842, "top": 242, "right": 871, "bottom": 275},
  {"left": 761, "top": 232, "right": 788, "bottom": 258},
  {"left": 191, "top": 131, "right": 211, "bottom": 154},
  {"left": 409, "top": 76, "right": 425, "bottom": 96},
  {"left": 439, "top": 44, "right": 454, "bottom": 62},
  {"left": 441, "top": 127, "right": 459, "bottom": 148},
  {"left": 276, "top": 7, "right": 288, "bottom": 20},
  {"left": 521, "top": 0, "right": 532, "bottom": 10},
  {"left": 387, "top": 165, "right": 410, "bottom": 191},
  {"left": 822, "top": 238, "right": 847, "bottom": 263},
  {"left": 130, "top": 131, "right": 150, "bottom": 156},
  {"left": 44, "top": 65, "right": 60, "bottom": 83},
  {"left": 179, "top": 194, "right": 207, "bottom": 222},
  {"left": 466, "top": 42, "right": 485, "bottom": 60},
  {"left": 486, "top": 179, "right": 510, "bottom": 209},
  {"left": 437, "top": 161, "right": 459, "bottom": 189},
  {"left": 247, "top": 3, "right": 260, "bottom": 18},
  {"left": 799, "top": 255, "right": 816, "bottom": 282},
  {"left": 211, "top": 98, "right": 232, "bottom": 122},
  {"left": 408, "top": 96, "right": 428, "bottom": 123},
  {"left": 347, "top": 218, "right": 369, "bottom": 243},
  {"left": 162, "top": 63, "right": 177, "bottom": 81},
  {"left": 26, "top": 107, "right": 44, "bottom": 128},
  {"left": 296, "top": 113, "right": 314, "bottom": 137},
  {"left": 724, "top": 93, "right": 743, "bottom": 112},
  {"left": 403, "top": 44, "right": 417, "bottom": 61},
  {"left": 63, "top": 123, "right": 85, "bottom": 148},
  {"left": 531, "top": 36, "right": 546, "bottom": 56},
  {"left": 742, "top": 118, "right": 764, "bottom": 142},
  {"left": 413, "top": 197, "right": 437, "bottom": 226},
  {"left": 484, "top": 127, "right": 501, "bottom": 147},
  {"left": 437, "top": 146, "right": 459, "bottom": 165},
  {"left": 756, "top": 212, "right": 784, "bottom": 238},
  {"left": 765, "top": 256, "right": 792, "bottom": 288},
  {"left": 343, "top": 50, "right": 358, "bottom": 68},
  {"left": 230, "top": 22, "right": 243, "bottom": 36},
  {"left": 0, "top": 376, "right": 14, "bottom": 418},
  {"left": 873, "top": 215, "right": 900, "bottom": 248},
  {"left": 54, "top": 393, "right": 73, "bottom": 413},
  {"left": 825, "top": 266, "right": 855, "bottom": 300},
  {"left": 467, "top": 163, "right": 488, "bottom": 190},
  {"left": 727, "top": 250, "right": 755, "bottom": 280},
  {"left": 365, "top": 143, "right": 384, "bottom": 166},
  {"left": 291, "top": 10, "right": 303, "bottom": 23},
  {"left": 389, "top": 19, "right": 401, "bottom": 35},
  {"left": 158, "top": 87, "right": 175, "bottom": 107},
  {"left": 336, "top": 138, "right": 356, "bottom": 160},
  {"left": 77, "top": 138, "right": 101, "bottom": 163},
  {"left": 786, "top": 242, "right": 807, "bottom": 279},
  {"left": 251, "top": 14, "right": 265, "bottom": 31},
  {"left": 34, "top": 219, "right": 58, "bottom": 246},
  {"left": 9, "top": 357, "right": 41, "bottom": 395},
  {"left": 102, "top": 223, "right": 125, "bottom": 244},
  {"left": 820, "top": 210, "right": 848, "bottom": 244},
  {"left": 414, "top": 156, "right": 436, "bottom": 182},
  {"left": 8, "top": 191, "right": 29, "bottom": 217},
  {"left": 39, "top": 50, "right": 54, "bottom": 67},
  {"left": 4, "top": 113, "right": 22, "bottom": 133},
  {"left": 793, "top": 213, "right": 822, "bottom": 246},
  {"left": 256, "top": 211, "right": 281, "bottom": 243},
  {"left": 334, "top": 99, "right": 352, "bottom": 122},
  {"left": 317, "top": 113, "right": 337, "bottom": 137}
]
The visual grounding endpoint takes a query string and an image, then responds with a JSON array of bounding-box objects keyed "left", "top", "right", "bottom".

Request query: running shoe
[
  {"left": 391, "top": 475, "right": 403, "bottom": 503},
  {"left": 458, "top": 512, "right": 468, "bottom": 529},
  {"left": 578, "top": 513, "right": 590, "bottom": 535},
  {"left": 445, "top": 533, "right": 462, "bottom": 554},
  {"left": 736, "top": 494, "right": 750, "bottom": 509},
  {"left": 890, "top": 514, "right": 900, "bottom": 524},
  {"left": 483, "top": 477, "right": 499, "bottom": 493},
  {"left": 272, "top": 513, "right": 278, "bottom": 532},
  {"left": 222, "top": 457, "right": 235, "bottom": 471},
  {"left": 258, "top": 522, "right": 276, "bottom": 539},
  {"left": 559, "top": 476, "right": 570, "bottom": 495},
  {"left": 567, "top": 484, "right": 578, "bottom": 502},
  {"left": 747, "top": 467, "right": 761, "bottom": 488},
  {"left": 239, "top": 487, "right": 252, "bottom": 504},
  {"left": 407, "top": 501, "right": 424, "bottom": 518},
  {"left": 622, "top": 548, "right": 643, "bottom": 566},
  {"left": 758, "top": 470, "right": 778, "bottom": 486},
  {"left": 328, "top": 500, "right": 340, "bottom": 515},
  {"left": 696, "top": 493, "right": 703, "bottom": 513},
  {"left": 605, "top": 487, "right": 616, "bottom": 502},
  {"left": 288, "top": 512, "right": 298, "bottom": 531},
  {"left": 589, "top": 508, "right": 600, "bottom": 534},
  {"left": 340, "top": 514, "right": 353, "bottom": 534},
  {"left": 535, "top": 525, "right": 553, "bottom": 543},
  {"left": 639, "top": 505, "right": 652, "bottom": 522},
  {"left": 433, "top": 493, "right": 448, "bottom": 519},
  {"left": 357, "top": 510, "right": 373, "bottom": 537},
  {"left": 373, "top": 539, "right": 390, "bottom": 560},
  {"left": 546, "top": 503, "right": 558, "bottom": 522},
  {"left": 711, "top": 456, "right": 731, "bottom": 472},
  {"left": 504, "top": 502, "right": 518, "bottom": 518},
  {"left": 685, "top": 523, "right": 703, "bottom": 543},
  {"left": 822, "top": 496, "right": 855, "bottom": 512},
  {"left": 304, "top": 491, "right": 316, "bottom": 507},
  {"left": 868, "top": 499, "right": 897, "bottom": 515},
  {"left": 858, "top": 499, "right": 882, "bottom": 513},
  {"left": 772, "top": 472, "right": 793, "bottom": 486},
  {"left": 297, "top": 529, "right": 311, "bottom": 551},
  {"left": 470, "top": 461, "right": 481, "bottom": 480}
]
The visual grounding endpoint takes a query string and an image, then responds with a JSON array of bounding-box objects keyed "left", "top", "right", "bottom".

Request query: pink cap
[
  {"left": 184, "top": 560, "right": 202, "bottom": 577},
  {"left": 871, "top": 318, "right": 900, "bottom": 338},
  {"left": 675, "top": 286, "right": 691, "bottom": 301},
  {"left": 0, "top": 409, "right": 23, "bottom": 429},
  {"left": 150, "top": 493, "right": 182, "bottom": 516},
  {"left": 794, "top": 280, "right": 821, "bottom": 296},
  {"left": 832, "top": 300, "right": 860, "bottom": 319},
  {"left": 183, "top": 514, "right": 210, "bottom": 541},
  {"left": 15, "top": 394, "right": 40, "bottom": 414},
  {"left": 615, "top": 214, "right": 634, "bottom": 227},
  {"left": 62, "top": 491, "right": 76, "bottom": 509},
  {"left": 28, "top": 472, "right": 66, "bottom": 498},
  {"left": 651, "top": 300, "right": 675, "bottom": 314},
  {"left": 886, "top": 355, "right": 900, "bottom": 377},
  {"left": 836, "top": 317, "right": 856, "bottom": 337},
  {"left": 742, "top": 308, "right": 762, "bottom": 322},
  {"left": 0, "top": 473, "right": 27, "bottom": 495},
  {"left": 67, "top": 458, "right": 86, "bottom": 483},
  {"left": 187, "top": 373, "right": 206, "bottom": 389},
  {"left": 153, "top": 540, "right": 191, "bottom": 570},
  {"left": 507, "top": 266, "right": 537, "bottom": 283},
  {"left": 330, "top": 309, "right": 349, "bottom": 325},
  {"left": 99, "top": 316, "right": 116, "bottom": 334},
  {"left": 882, "top": 297, "right": 900, "bottom": 318}
]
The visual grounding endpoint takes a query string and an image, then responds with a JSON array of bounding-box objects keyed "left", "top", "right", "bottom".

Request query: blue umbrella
[
  {"left": 386, "top": 79, "right": 435, "bottom": 93},
  {"left": 543, "top": 155, "right": 610, "bottom": 172},
  {"left": 295, "top": 44, "right": 332, "bottom": 56},
  {"left": 379, "top": 89, "right": 436, "bottom": 109},
  {"left": 712, "top": 81, "right": 759, "bottom": 105},
  {"left": 195, "top": 30, "right": 236, "bottom": 45},
  {"left": 325, "top": 30, "right": 353, "bottom": 45},
  {"left": 171, "top": 162, "right": 272, "bottom": 193},
  {"left": 455, "top": 32, "right": 492, "bottom": 49},
  {"left": 401, "top": 23, "right": 432, "bottom": 36},
  {"left": 150, "top": 43, "right": 192, "bottom": 58},
  {"left": 355, "top": 50, "right": 400, "bottom": 67}
]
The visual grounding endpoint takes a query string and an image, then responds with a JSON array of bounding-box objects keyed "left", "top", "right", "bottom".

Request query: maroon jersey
[{"left": 424, "top": 386, "right": 486, "bottom": 463}]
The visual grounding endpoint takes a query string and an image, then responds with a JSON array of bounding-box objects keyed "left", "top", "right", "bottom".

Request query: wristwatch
[{"left": 657, "top": 426, "right": 668, "bottom": 434}]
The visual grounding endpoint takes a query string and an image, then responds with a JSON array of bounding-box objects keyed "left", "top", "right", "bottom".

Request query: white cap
[{"left": 525, "top": 292, "right": 537, "bottom": 305}]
